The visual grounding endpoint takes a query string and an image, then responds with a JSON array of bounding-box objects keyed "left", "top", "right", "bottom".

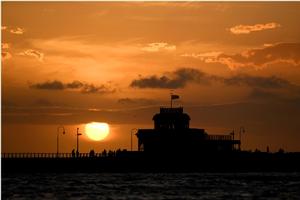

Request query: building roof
[{"left": 152, "top": 107, "right": 190, "bottom": 121}]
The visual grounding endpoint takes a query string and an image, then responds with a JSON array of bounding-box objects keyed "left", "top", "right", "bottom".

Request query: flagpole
[{"left": 170, "top": 94, "right": 180, "bottom": 108}]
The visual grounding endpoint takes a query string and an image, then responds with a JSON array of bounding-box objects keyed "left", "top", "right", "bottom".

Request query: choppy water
[{"left": 2, "top": 172, "right": 300, "bottom": 200}]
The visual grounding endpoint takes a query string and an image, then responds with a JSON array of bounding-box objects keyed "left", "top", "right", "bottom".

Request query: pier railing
[
  {"left": 206, "top": 135, "right": 233, "bottom": 141},
  {"left": 1, "top": 153, "right": 109, "bottom": 159}
]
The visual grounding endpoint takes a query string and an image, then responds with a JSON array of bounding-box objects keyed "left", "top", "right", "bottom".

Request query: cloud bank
[{"left": 182, "top": 43, "right": 300, "bottom": 70}]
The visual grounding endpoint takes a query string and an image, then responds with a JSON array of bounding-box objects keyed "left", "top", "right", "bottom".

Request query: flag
[{"left": 171, "top": 94, "right": 180, "bottom": 100}]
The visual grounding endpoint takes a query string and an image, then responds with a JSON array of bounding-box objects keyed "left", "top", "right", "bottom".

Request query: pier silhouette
[{"left": 2, "top": 103, "right": 300, "bottom": 173}]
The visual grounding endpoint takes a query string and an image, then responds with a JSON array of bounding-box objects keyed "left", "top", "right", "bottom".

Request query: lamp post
[
  {"left": 76, "top": 128, "right": 82, "bottom": 157},
  {"left": 57, "top": 126, "right": 65, "bottom": 157},
  {"left": 131, "top": 128, "right": 138, "bottom": 151},
  {"left": 239, "top": 126, "right": 245, "bottom": 151}
]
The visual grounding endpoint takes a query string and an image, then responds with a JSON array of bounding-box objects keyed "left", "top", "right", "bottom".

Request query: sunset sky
[{"left": 2, "top": 2, "right": 300, "bottom": 153}]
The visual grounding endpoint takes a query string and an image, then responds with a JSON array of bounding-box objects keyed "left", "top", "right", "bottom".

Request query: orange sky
[{"left": 2, "top": 2, "right": 300, "bottom": 153}]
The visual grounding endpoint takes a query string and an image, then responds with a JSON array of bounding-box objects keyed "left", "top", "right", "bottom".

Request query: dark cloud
[
  {"left": 81, "top": 84, "right": 115, "bottom": 94},
  {"left": 66, "top": 80, "right": 84, "bottom": 89},
  {"left": 130, "top": 75, "right": 176, "bottom": 88},
  {"left": 30, "top": 80, "right": 64, "bottom": 90},
  {"left": 130, "top": 67, "right": 296, "bottom": 90},
  {"left": 29, "top": 80, "right": 115, "bottom": 94},
  {"left": 130, "top": 68, "right": 211, "bottom": 89},
  {"left": 223, "top": 74, "right": 291, "bottom": 89}
]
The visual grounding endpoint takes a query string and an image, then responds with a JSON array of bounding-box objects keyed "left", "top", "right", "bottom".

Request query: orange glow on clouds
[{"left": 2, "top": 2, "right": 300, "bottom": 152}]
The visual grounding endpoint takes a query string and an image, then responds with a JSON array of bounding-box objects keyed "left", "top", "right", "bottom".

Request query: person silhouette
[
  {"left": 89, "top": 149, "right": 95, "bottom": 157},
  {"left": 71, "top": 149, "right": 75, "bottom": 158},
  {"left": 102, "top": 149, "right": 107, "bottom": 157}
]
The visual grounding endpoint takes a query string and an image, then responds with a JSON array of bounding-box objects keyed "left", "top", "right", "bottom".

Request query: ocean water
[{"left": 2, "top": 172, "right": 300, "bottom": 200}]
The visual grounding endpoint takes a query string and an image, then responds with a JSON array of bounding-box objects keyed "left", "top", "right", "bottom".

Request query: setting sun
[{"left": 85, "top": 122, "right": 110, "bottom": 141}]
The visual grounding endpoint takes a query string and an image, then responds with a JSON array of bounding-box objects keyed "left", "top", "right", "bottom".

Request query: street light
[
  {"left": 76, "top": 128, "right": 82, "bottom": 157},
  {"left": 57, "top": 126, "right": 66, "bottom": 157},
  {"left": 239, "top": 126, "right": 245, "bottom": 151},
  {"left": 131, "top": 128, "right": 138, "bottom": 151}
]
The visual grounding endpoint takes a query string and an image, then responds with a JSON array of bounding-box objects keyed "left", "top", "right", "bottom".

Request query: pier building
[{"left": 136, "top": 107, "right": 240, "bottom": 154}]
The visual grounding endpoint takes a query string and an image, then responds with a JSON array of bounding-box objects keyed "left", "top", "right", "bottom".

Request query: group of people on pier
[{"left": 71, "top": 148, "right": 128, "bottom": 158}]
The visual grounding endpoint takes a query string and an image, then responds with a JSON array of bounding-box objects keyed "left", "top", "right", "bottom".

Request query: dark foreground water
[{"left": 2, "top": 172, "right": 300, "bottom": 200}]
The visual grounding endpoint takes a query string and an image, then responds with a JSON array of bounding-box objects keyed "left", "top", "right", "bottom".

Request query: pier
[{"left": 2, "top": 105, "right": 299, "bottom": 173}]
